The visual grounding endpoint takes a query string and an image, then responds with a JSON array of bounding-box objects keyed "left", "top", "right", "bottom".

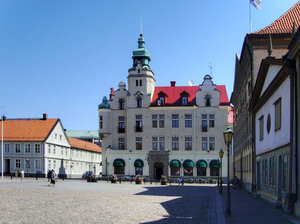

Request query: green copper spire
[{"left": 132, "top": 34, "right": 151, "bottom": 69}]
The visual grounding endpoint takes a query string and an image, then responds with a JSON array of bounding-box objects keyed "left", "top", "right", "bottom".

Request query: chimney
[
  {"left": 42, "top": 113, "right": 48, "bottom": 120},
  {"left": 170, "top": 81, "right": 176, "bottom": 87}
]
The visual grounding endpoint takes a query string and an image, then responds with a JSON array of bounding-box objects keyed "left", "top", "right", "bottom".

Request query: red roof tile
[
  {"left": 252, "top": 1, "right": 300, "bottom": 35},
  {"left": 150, "top": 85, "right": 229, "bottom": 106},
  {"left": 0, "top": 119, "right": 59, "bottom": 142},
  {"left": 68, "top": 137, "right": 102, "bottom": 153}
]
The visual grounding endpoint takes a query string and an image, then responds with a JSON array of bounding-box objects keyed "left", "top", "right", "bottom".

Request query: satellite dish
[{"left": 188, "top": 80, "right": 194, "bottom": 86}]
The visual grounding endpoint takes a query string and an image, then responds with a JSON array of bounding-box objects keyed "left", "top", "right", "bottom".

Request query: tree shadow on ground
[{"left": 136, "top": 185, "right": 215, "bottom": 224}]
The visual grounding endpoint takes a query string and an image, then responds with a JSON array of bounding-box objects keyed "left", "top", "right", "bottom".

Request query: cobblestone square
[{"left": 0, "top": 178, "right": 221, "bottom": 224}]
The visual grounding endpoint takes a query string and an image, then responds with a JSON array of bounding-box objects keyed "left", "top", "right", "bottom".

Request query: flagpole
[{"left": 249, "top": 0, "right": 252, "bottom": 33}]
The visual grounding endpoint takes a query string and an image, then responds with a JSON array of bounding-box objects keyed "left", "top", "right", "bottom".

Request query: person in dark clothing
[{"left": 47, "top": 170, "right": 52, "bottom": 182}]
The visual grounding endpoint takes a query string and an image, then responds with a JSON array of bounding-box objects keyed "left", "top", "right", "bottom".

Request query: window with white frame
[
  {"left": 152, "top": 137, "right": 158, "bottom": 150},
  {"left": 35, "top": 144, "right": 41, "bottom": 153},
  {"left": 209, "top": 114, "right": 215, "bottom": 127},
  {"left": 48, "top": 160, "right": 51, "bottom": 170},
  {"left": 25, "top": 159, "right": 30, "bottom": 170},
  {"left": 53, "top": 146, "right": 56, "bottom": 154},
  {"left": 202, "top": 137, "right": 208, "bottom": 151},
  {"left": 274, "top": 98, "right": 281, "bottom": 131},
  {"left": 172, "top": 114, "right": 179, "bottom": 128},
  {"left": 118, "top": 137, "right": 125, "bottom": 150},
  {"left": 15, "top": 144, "right": 21, "bottom": 153},
  {"left": 172, "top": 137, "right": 179, "bottom": 150},
  {"left": 4, "top": 144, "right": 9, "bottom": 153},
  {"left": 25, "top": 144, "right": 31, "bottom": 153},
  {"left": 48, "top": 145, "right": 51, "bottom": 154},
  {"left": 16, "top": 159, "right": 21, "bottom": 169},
  {"left": 202, "top": 114, "right": 208, "bottom": 132},
  {"left": 35, "top": 159, "right": 41, "bottom": 170},
  {"left": 185, "top": 114, "right": 192, "bottom": 128},
  {"left": 53, "top": 160, "right": 56, "bottom": 169},
  {"left": 185, "top": 136, "right": 192, "bottom": 150},
  {"left": 159, "top": 137, "right": 165, "bottom": 150},
  {"left": 136, "top": 137, "right": 142, "bottom": 150},
  {"left": 209, "top": 137, "right": 215, "bottom": 151}
]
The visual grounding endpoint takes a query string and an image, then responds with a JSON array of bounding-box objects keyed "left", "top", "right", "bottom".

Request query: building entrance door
[
  {"left": 4, "top": 159, "right": 10, "bottom": 175},
  {"left": 154, "top": 162, "right": 164, "bottom": 180},
  {"left": 278, "top": 155, "right": 283, "bottom": 203}
]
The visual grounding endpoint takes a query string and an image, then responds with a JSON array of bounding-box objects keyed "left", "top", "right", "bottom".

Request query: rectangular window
[
  {"left": 136, "top": 137, "right": 142, "bottom": 150},
  {"left": 53, "top": 146, "right": 56, "bottom": 154},
  {"left": 202, "top": 114, "right": 208, "bottom": 132},
  {"left": 152, "top": 115, "right": 158, "bottom": 128},
  {"left": 274, "top": 98, "right": 281, "bottom": 131},
  {"left": 100, "top": 116, "right": 103, "bottom": 129},
  {"left": 172, "top": 114, "right": 179, "bottom": 128},
  {"left": 185, "top": 114, "right": 192, "bottom": 128},
  {"left": 35, "top": 144, "right": 41, "bottom": 154},
  {"left": 53, "top": 160, "right": 56, "bottom": 169},
  {"left": 209, "top": 137, "right": 215, "bottom": 151},
  {"left": 209, "top": 114, "right": 215, "bottom": 127},
  {"left": 48, "top": 160, "right": 51, "bottom": 170},
  {"left": 15, "top": 144, "right": 21, "bottom": 153},
  {"left": 136, "top": 115, "right": 143, "bottom": 132},
  {"left": 60, "top": 135, "right": 62, "bottom": 141},
  {"left": 55, "top": 133, "right": 57, "bottom": 139},
  {"left": 259, "top": 116, "right": 264, "bottom": 141},
  {"left": 182, "top": 96, "right": 188, "bottom": 105},
  {"left": 25, "top": 159, "right": 30, "bottom": 169},
  {"left": 48, "top": 145, "right": 51, "bottom": 154},
  {"left": 35, "top": 160, "right": 41, "bottom": 170},
  {"left": 159, "top": 115, "right": 165, "bottom": 128},
  {"left": 4, "top": 144, "right": 9, "bottom": 153},
  {"left": 16, "top": 159, "right": 20, "bottom": 169},
  {"left": 172, "top": 137, "right": 179, "bottom": 150},
  {"left": 152, "top": 137, "right": 158, "bottom": 150},
  {"left": 185, "top": 136, "right": 192, "bottom": 150},
  {"left": 158, "top": 96, "right": 165, "bottom": 106},
  {"left": 118, "top": 137, "right": 125, "bottom": 150},
  {"left": 25, "top": 144, "right": 31, "bottom": 153},
  {"left": 159, "top": 137, "right": 165, "bottom": 150},
  {"left": 118, "top": 116, "right": 125, "bottom": 133},
  {"left": 202, "top": 137, "right": 208, "bottom": 151}
]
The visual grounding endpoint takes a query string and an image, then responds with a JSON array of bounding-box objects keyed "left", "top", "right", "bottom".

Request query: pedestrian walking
[
  {"left": 47, "top": 170, "right": 52, "bottom": 182},
  {"left": 20, "top": 169, "right": 24, "bottom": 182},
  {"left": 50, "top": 169, "right": 56, "bottom": 187}
]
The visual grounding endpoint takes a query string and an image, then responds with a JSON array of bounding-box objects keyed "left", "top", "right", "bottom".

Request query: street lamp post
[
  {"left": 1, "top": 115, "right": 3, "bottom": 180},
  {"left": 219, "top": 148, "right": 224, "bottom": 194},
  {"left": 223, "top": 126, "right": 233, "bottom": 215}
]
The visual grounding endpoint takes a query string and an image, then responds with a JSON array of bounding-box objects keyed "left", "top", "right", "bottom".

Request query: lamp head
[
  {"left": 219, "top": 148, "right": 224, "bottom": 159},
  {"left": 223, "top": 126, "right": 233, "bottom": 145}
]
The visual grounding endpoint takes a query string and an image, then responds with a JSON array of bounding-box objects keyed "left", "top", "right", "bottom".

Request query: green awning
[
  {"left": 170, "top": 159, "right": 181, "bottom": 168},
  {"left": 209, "top": 160, "right": 220, "bottom": 168},
  {"left": 134, "top": 159, "right": 144, "bottom": 167},
  {"left": 196, "top": 160, "right": 207, "bottom": 168},
  {"left": 113, "top": 159, "right": 125, "bottom": 167},
  {"left": 183, "top": 160, "right": 194, "bottom": 168}
]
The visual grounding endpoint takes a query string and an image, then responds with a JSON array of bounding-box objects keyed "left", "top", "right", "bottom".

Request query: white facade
[
  {"left": 99, "top": 35, "right": 231, "bottom": 180},
  {"left": 0, "top": 118, "right": 102, "bottom": 178}
]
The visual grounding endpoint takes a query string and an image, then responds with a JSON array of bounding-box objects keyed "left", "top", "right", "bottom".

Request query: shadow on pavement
[{"left": 136, "top": 185, "right": 214, "bottom": 224}]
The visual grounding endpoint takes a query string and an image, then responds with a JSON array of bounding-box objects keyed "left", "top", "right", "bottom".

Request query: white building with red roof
[
  {"left": 0, "top": 114, "right": 102, "bottom": 178},
  {"left": 99, "top": 34, "right": 232, "bottom": 180}
]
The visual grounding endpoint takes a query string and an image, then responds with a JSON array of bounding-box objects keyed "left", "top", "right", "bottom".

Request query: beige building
[{"left": 99, "top": 34, "right": 232, "bottom": 180}]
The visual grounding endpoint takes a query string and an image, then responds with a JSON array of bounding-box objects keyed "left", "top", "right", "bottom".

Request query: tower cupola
[{"left": 132, "top": 34, "right": 151, "bottom": 69}]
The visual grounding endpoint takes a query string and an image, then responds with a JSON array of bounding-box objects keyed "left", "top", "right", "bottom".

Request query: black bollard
[
  {"left": 11, "top": 173, "right": 13, "bottom": 180},
  {"left": 36, "top": 173, "right": 38, "bottom": 180}
]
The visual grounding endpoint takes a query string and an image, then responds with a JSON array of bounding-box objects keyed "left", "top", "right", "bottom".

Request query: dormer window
[
  {"left": 157, "top": 91, "right": 167, "bottom": 106},
  {"left": 205, "top": 94, "right": 211, "bottom": 106},
  {"left": 158, "top": 96, "right": 165, "bottom": 106},
  {"left": 182, "top": 96, "right": 188, "bottom": 105}
]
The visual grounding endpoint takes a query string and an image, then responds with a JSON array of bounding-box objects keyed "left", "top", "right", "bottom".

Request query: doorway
[
  {"left": 4, "top": 159, "right": 10, "bottom": 175},
  {"left": 154, "top": 162, "right": 164, "bottom": 180},
  {"left": 278, "top": 155, "right": 283, "bottom": 203}
]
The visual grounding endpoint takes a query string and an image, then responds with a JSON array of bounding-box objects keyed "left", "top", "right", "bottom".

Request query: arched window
[
  {"left": 205, "top": 94, "right": 211, "bottom": 106},
  {"left": 196, "top": 160, "right": 207, "bottom": 176},
  {"left": 137, "top": 97, "right": 142, "bottom": 108},
  {"left": 170, "top": 159, "right": 181, "bottom": 176},
  {"left": 134, "top": 159, "right": 144, "bottom": 175},
  {"left": 209, "top": 160, "right": 220, "bottom": 176},
  {"left": 113, "top": 159, "right": 125, "bottom": 175}
]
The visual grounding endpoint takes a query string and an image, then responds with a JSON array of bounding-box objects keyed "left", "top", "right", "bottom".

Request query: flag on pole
[{"left": 250, "top": 0, "right": 262, "bottom": 10}]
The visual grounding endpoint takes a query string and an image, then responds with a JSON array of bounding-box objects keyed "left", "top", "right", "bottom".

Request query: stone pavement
[
  {"left": 0, "top": 177, "right": 222, "bottom": 224},
  {"left": 218, "top": 185, "right": 300, "bottom": 224},
  {"left": 1, "top": 177, "right": 299, "bottom": 224}
]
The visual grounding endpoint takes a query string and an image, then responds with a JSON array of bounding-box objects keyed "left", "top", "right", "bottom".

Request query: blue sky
[{"left": 0, "top": 0, "right": 298, "bottom": 130}]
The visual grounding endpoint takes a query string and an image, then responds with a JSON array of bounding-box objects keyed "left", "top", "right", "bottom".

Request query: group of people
[{"left": 47, "top": 169, "right": 56, "bottom": 186}]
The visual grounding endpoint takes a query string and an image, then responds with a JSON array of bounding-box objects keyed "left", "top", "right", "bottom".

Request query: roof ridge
[{"left": 252, "top": 1, "right": 300, "bottom": 35}]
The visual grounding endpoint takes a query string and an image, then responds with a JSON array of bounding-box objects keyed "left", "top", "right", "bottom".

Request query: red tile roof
[
  {"left": 68, "top": 137, "right": 102, "bottom": 153},
  {"left": 252, "top": 1, "right": 300, "bottom": 35},
  {"left": 0, "top": 118, "right": 59, "bottom": 142},
  {"left": 150, "top": 85, "right": 229, "bottom": 106}
]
